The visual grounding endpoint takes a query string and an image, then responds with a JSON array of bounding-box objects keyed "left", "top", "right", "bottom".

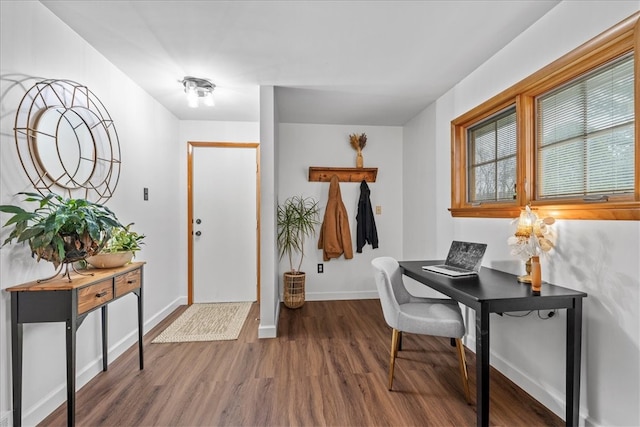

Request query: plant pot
[
  {"left": 283, "top": 271, "right": 306, "bottom": 309},
  {"left": 31, "top": 232, "right": 103, "bottom": 267},
  {"left": 86, "top": 251, "right": 134, "bottom": 269}
]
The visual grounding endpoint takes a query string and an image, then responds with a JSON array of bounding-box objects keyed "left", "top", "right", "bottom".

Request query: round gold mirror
[{"left": 14, "top": 79, "right": 120, "bottom": 203}]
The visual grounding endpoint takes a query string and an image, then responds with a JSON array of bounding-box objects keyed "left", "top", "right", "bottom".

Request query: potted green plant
[
  {"left": 0, "top": 192, "right": 123, "bottom": 272},
  {"left": 277, "top": 195, "right": 320, "bottom": 308},
  {"left": 86, "top": 223, "right": 145, "bottom": 268}
]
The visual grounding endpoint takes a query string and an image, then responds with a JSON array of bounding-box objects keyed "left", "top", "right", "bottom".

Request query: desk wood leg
[
  {"left": 11, "top": 294, "right": 23, "bottom": 427},
  {"left": 566, "top": 298, "right": 582, "bottom": 427},
  {"left": 476, "top": 305, "right": 490, "bottom": 427}
]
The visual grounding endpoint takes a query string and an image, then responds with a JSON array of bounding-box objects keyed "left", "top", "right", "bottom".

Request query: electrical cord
[
  {"left": 503, "top": 311, "right": 533, "bottom": 317},
  {"left": 501, "top": 310, "right": 556, "bottom": 319},
  {"left": 538, "top": 309, "right": 556, "bottom": 319}
]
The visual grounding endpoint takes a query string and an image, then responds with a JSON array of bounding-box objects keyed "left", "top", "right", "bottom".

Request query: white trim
[
  {"left": 258, "top": 301, "right": 279, "bottom": 338},
  {"left": 464, "top": 334, "right": 592, "bottom": 426}
]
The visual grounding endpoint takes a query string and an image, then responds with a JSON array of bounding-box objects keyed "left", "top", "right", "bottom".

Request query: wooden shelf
[{"left": 308, "top": 167, "right": 377, "bottom": 183}]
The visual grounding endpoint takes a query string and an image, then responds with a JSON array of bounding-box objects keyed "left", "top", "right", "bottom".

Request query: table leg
[
  {"left": 66, "top": 317, "right": 76, "bottom": 427},
  {"left": 566, "top": 298, "right": 582, "bottom": 426},
  {"left": 11, "top": 294, "right": 23, "bottom": 427},
  {"left": 101, "top": 305, "right": 108, "bottom": 371},
  {"left": 137, "top": 289, "right": 144, "bottom": 370},
  {"left": 476, "top": 305, "right": 490, "bottom": 427}
]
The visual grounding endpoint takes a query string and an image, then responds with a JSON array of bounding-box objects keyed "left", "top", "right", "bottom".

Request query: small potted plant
[
  {"left": 277, "top": 195, "right": 320, "bottom": 308},
  {"left": 0, "top": 192, "right": 122, "bottom": 278},
  {"left": 86, "top": 223, "right": 145, "bottom": 269}
]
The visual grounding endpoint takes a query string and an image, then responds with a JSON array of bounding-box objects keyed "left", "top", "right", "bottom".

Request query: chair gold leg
[
  {"left": 388, "top": 329, "right": 401, "bottom": 390},
  {"left": 455, "top": 338, "right": 472, "bottom": 404}
]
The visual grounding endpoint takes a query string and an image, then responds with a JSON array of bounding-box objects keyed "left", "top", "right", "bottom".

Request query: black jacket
[{"left": 356, "top": 180, "right": 378, "bottom": 253}]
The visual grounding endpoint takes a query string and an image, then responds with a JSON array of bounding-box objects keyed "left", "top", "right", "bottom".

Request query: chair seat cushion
[{"left": 397, "top": 301, "right": 465, "bottom": 338}]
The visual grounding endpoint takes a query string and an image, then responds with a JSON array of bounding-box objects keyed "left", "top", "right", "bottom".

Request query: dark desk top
[{"left": 400, "top": 260, "right": 587, "bottom": 313}]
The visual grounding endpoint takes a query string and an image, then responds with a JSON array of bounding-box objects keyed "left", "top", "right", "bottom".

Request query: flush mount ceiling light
[{"left": 181, "top": 76, "right": 215, "bottom": 108}]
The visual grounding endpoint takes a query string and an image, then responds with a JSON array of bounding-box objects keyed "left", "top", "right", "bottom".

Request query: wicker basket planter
[{"left": 283, "top": 272, "right": 306, "bottom": 309}]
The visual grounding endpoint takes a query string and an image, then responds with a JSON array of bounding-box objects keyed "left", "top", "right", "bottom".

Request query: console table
[{"left": 7, "top": 262, "right": 145, "bottom": 427}]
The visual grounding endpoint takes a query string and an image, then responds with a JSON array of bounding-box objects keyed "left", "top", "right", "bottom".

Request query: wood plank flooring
[{"left": 39, "top": 300, "right": 562, "bottom": 426}]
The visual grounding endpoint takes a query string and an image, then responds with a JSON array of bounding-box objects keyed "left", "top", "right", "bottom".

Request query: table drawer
[
  {"left": 115, "top": 269, "right": 141, "bottom": 297},
  {"left": 78, "top": 280, "right": 113, "bottom": 314}
]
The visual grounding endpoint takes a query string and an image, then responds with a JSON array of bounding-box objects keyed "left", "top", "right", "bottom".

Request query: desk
[
  {"left": 7, "top": 262, "right": 145, "bottom": 427},
  {"left": 399, "top": 261, "right": 586, "bottom": 427}
]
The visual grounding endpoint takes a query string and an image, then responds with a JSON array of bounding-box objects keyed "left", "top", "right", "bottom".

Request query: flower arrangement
[
  {"left": 349, "top": 133, "right": 367, "bottom": 152},
  {"left": 349, "top": 133, "right": 367, "bottom": 167},
  {"left": 507, "top": 205, "right": 556, "bottom": 262}
]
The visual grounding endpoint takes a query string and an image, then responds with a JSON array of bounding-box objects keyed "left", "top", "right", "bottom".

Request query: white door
[{"left": 192, "top": 145, "right": 257, "bottom": 302}]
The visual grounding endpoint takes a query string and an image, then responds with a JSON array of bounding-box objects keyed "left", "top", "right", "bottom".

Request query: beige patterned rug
[{"left": 152, "top": 302, "right": 252, "bottom": 343}]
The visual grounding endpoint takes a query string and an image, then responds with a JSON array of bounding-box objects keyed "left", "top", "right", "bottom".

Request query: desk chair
[{"left": 371, "top": 257, "right": 471, "bottom": 403}]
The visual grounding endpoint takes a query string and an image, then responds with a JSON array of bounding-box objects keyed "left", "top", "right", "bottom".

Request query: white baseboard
[
  {"left": 464, "top": 335, "right": 595, "bottom": 425},
  {"left": 146, "top": 296, "right": 186, "bottom": 332},
  {"left": 258, "top": 302, "right": 279, "bottom": 339},
  {"left": 21, "top": 296, "right": 185, "bottom": 427}
]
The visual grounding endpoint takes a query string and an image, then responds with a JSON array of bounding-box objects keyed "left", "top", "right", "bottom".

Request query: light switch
[{"left": 375, "top": 205, "right": 382, "bottom": 215}]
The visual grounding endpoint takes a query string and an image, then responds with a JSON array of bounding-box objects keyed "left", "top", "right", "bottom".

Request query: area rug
[{"left": 152, "top": 302, "right": 252, "bottom": 343}]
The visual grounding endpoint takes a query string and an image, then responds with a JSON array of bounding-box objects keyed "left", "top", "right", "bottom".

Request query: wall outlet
[
  {"left": 317, "top": 263, "right": 323, "bottom": 273},
  {"left": 375, "top": 205, "right": 382, "bottom": 214}
]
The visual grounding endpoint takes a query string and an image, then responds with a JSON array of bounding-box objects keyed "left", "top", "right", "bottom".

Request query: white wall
[
  {"left": 0, "top": 2, "right": 183, "bottom": 425},
  {"left": 403, "top": 2, "right": 640, "bottom": 426},
  {"left": 259, "top": 86, "right": 279, "bottom": 338},
  {"left": 2, "top": 1, "right": 638, "bottom": 426},
  {"left": 278, "top": 123, "right": 403, "bottom": 300},
  {"left": 402, "top": 104, "right": 437, "bottom": 260}
]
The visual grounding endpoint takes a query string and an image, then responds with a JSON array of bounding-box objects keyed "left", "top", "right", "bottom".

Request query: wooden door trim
[{"left": 187, "top": 141, "right": 261, "bottom": 305}]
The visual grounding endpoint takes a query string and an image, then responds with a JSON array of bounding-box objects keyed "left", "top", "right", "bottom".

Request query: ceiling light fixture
[{"left": 181, "top": 76, "right": 215, "bottom": 108}]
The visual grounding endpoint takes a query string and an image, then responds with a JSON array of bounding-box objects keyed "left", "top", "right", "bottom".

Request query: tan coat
[{"left": 318, "top": 175, "right": 353, "bottom": 261}]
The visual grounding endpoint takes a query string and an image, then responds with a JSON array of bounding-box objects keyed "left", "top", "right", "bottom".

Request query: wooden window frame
[{"left": 451, "top": 12, "right": 640, "bottom": 220}]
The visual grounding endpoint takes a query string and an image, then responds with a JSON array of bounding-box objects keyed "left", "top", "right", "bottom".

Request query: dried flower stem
[{"left": 349, "top": 133, "right": 367, "bottom": 151}]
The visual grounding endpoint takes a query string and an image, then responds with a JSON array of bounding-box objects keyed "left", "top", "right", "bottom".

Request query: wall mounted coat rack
[{"left": 308, "top": 167, "right": 377, "bottom": 183}]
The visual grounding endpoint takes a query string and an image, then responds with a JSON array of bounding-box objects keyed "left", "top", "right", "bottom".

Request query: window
[
  {"left": 451, "top": 12, "right": 639, "bottom": 220},
  {"left": 468, "top": 107, "right": 517, "bottom": 203},
  {"left": 536, "top": 54, "right": 635, "bottom": 200}
]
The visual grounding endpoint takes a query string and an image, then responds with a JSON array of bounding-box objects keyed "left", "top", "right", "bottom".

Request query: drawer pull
[
  {"left": 96, "top": 291, "right": 109, "bottom": 298},
  {"left": 127, "top": 279, "right": 137, "bottom": 284}
]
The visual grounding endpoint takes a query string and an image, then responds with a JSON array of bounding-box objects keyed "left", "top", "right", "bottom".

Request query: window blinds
[{"left": 536, "top": 53, "right": 635, "bottom": 199}]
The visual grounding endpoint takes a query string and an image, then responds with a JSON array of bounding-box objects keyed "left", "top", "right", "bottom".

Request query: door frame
[{"left": 187, "top": 141, "right": 261, "bottom": 305}]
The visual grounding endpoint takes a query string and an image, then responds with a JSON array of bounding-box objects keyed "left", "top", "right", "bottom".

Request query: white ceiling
[{"left": 41, "top": 0, "right": 560, "bottom": 125}]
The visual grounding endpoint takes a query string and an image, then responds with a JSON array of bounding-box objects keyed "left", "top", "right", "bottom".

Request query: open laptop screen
[{"left": 445, "top": 241, "right": 487, "bottom": 272}]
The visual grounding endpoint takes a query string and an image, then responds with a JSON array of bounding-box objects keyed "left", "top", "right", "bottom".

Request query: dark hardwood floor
[{"left": 40, "top": 300, "right": 562, "bottom": 426}]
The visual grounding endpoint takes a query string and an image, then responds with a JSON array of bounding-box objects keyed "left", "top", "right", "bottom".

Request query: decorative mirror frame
[{"left": 13, "top": 79, "right": 121, "bottom": 203}]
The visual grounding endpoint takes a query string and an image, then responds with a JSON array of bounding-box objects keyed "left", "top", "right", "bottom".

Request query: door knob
[{"left": 195, "top": 231, "right": 202, "bottom": 236}]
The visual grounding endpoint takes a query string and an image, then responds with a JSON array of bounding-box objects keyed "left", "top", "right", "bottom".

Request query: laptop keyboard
[{"left": 443, "top": 265, "right": 471, "bottom": 273}]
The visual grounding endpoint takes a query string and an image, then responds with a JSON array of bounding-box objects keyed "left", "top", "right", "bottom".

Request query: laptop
[{"left": 422, "top": 241, "right": 487, "bottom": 277}]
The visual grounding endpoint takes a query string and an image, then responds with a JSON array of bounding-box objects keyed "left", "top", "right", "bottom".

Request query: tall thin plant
[{"left": 277, "top": 195, "right": 320, "bottom": 273}]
